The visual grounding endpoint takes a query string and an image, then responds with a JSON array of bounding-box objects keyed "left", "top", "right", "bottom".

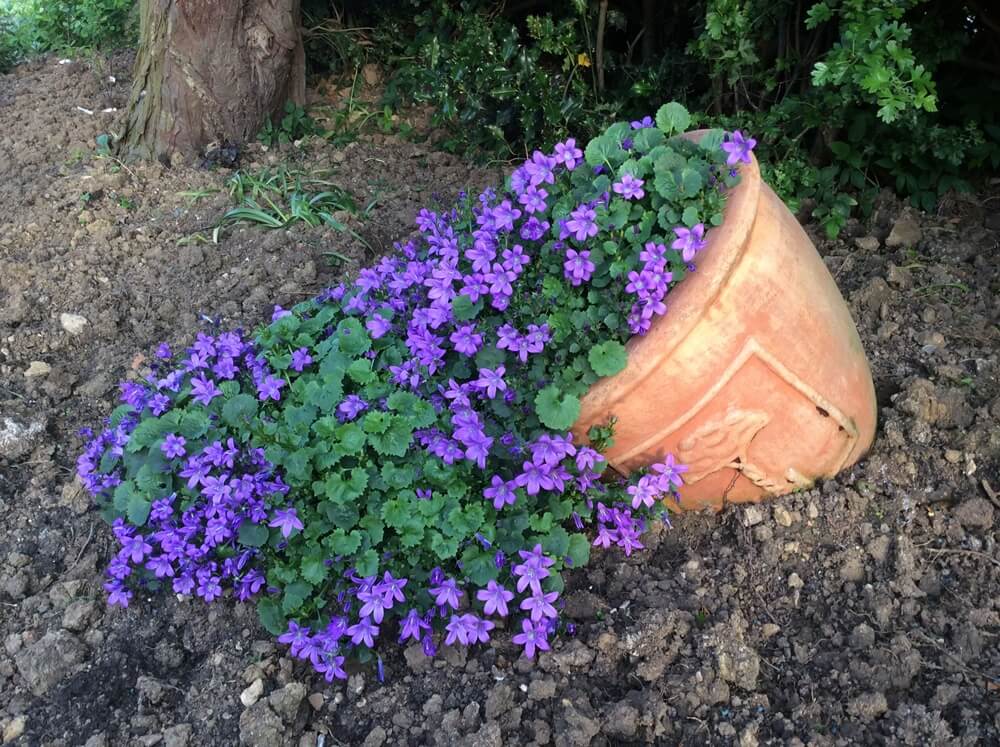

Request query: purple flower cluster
[
  {"left": 103, "top": 440, "right": 288, "bottom": 608},
  {"left": 625, "top": 240, "right": 674, "bottom": 335}
]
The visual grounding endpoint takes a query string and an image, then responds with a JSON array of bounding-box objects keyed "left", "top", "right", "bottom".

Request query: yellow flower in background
[{"left": 577, "top": 52, "right": 591, "bottom": 67}]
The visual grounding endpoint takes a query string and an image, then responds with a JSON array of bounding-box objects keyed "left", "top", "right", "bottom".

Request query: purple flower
[
  {"left": 337, "top": 394, "right": 368, "bottom": 421},
  {"left": 476, "top": 580, "right": 514, "bottom": 617},
  {"left": 445, "top": 614, "right": 470, "bottom": 646},
  {"left": 155, "top": 343, "right": 172, "bottom": 359},
  {"left": 366, "top": 314, "right": 392, "bottom": 339},
  {"left": 290, "top": 348, "right": 313, "bottom": 372},
  {"left": 483, "top": 475, "right": 517, "bottom": 510},
  {"left": 256, "top": 374, "right": 285, "bottom": 402},
  {"left": 553, "top": 139, "right": 583, "bottom": 170},
  {"left": 271, "top": 305, "right": 292, "bottom": 322},
  {"left": 347, "top": 616, "right": 379, "bottom": 648},
  {"left": 104, "top": 580, "right": 133, "bottom": 608},
  {"left": 464, "top": 614, "right": 494, "bottom": 644},
  {"left": 651, "top": 453, "right": 689, "bottom": 490},
  {"left": 399, "top": 608, "right": 431, "bottom": 643},
  {"left": 161, "top": 433, "right": 186, "bottom": 459},
  {"left": 518, "top": 185, "right": 548, "bottom": 214},
  {"left": 512, "top": 619, "right": 550, "bottom": 659},
  {"left": 520, "top": 590, "right": 560, "bottom": 622},
  {"left": 563, "top": 249, "right": 596, "bottom": 286},
  {"left": 474, "top": 366, "right": 507, "bottom": 399},
  {"left": 190, "top": 374, "right": 222, "bottom": 406},
  {"left": 449, "top": 324, "right": 483, "bottom": 356},
  {"left": 268, "top": 507, "right": 303, "bottom": 538},
  {"left": 671, "top": 224, "right": 707, "bottom": 263},
  {"left": 722, "top": 129, "right": 756, "bottom": 165},
  {"left": 515, "top": 460, "right": 555, "bottom": 496},
  {"left": 630, "top": 116, "right": 654, "bottom": 129},
  {"left": 612, "top": 173, "right": 645, "bottom": 200},
  {"left": 491, "top": 200, "right": 522, "bottom": 232},
  {"left": 358, "top": 586, "right": 389, "bottom": 623},
  {"left": 566, "top": 204, "right": 598, "bottom": 242},
  {"left": 429, "top": 577, "right": 462, "bottom": 610}
]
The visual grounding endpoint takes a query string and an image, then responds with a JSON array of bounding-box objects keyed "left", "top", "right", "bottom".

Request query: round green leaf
[
  {"left": 535, "top": 386, "right": 581, "bottom": 430},
  {"left": 655, "top": 102, "right": 691, "bottom": 136},
  {"left": 589, "top": 340, "right": 628, "bottom": 377}
]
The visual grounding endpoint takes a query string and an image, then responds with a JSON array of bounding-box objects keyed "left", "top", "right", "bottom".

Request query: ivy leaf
[
  {"left": 238, "top": 521, "right": 270, "bottom": 548},
  {"left": 655, "top": 102, "right": 691, "bottom": 135},
  {"left": 535, "top": 386, "right": 581, "bottom": 430},
  {"left": 588, "top": 340, "right": 628, "bottom": 377}
]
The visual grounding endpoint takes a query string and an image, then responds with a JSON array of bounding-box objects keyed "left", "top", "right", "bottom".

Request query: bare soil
[{"left": 1, "top": 55, "right": 998, "bottom": 747}]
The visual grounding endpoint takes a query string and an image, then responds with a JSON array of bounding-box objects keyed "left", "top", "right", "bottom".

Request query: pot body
[{"left": 572, "top": 139, "right": 877, "bottom": 510}]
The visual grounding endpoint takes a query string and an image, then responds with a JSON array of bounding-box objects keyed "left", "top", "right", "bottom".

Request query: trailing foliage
[{"left": 77, "top": 104, "right": 754, "bottom": 674}]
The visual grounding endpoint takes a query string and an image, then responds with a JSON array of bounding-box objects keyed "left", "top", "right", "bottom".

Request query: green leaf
[
  {"left": 126, "top": 491, "right": 152, "bottom": 526},
  {"left": 588, "top": 340, "right": 628, "bottom": 377},
  {"left": 336, "top": 318, "right": 371, "bottom": 356},
  {"left": 301, "top": 555, "right": 329, "bottom": 585},
  {"left": 535, "top": 386, "right": 581, "bottom": 430},
  {"left": 257, "top": 598, "right": 286, "bottom": 636},
  {"left": 282, "top": 580, "right": 312, "bottom": 614},
  {"left": 368, "top": 417, "right": 414, "bottom": 457},
  {"left": 567, "top": 533, "right": 591, "bottom": 567},
  {"left": 238, "top": 521, "right": 270, "bottom": 548},
  {"left": 347, "top": 358, "right": 376, "bottom": 384},
  {"left": 355, "top": 548, "right": 379, "bottom": 577},
  {"left": 680, "top": 167, "right": 703, "bottom": 198},
  {"left": 324, "top": 528, "right": 362, "bottom": 555},
  {"left": 451, "top": 294, "right": 482, "bottom": 322},
  {"left": 655, "top": 102, "right": 691, "bottom": 135},
  {"left": 698, "top": 128, "right": 725, "bottom": 151},
  {"left": 221, "top": 393, "right": 258, "bottom": 427},
  {"left": 125, "top": 418, "right": 170, "bottom": 453},
  {"left": 682, "top": 205, "right": 701, "bottom": 227},
  {"left": 584, "top": 135, "right": 617, "bottom": 167}
]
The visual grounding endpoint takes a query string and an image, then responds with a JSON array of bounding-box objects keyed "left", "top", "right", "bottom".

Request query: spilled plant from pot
[{"left": 76, "top": 102, "right": 755, "bottom": 680}]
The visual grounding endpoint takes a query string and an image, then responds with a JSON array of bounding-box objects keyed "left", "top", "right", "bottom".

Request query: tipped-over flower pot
[{"left": 573, "top": 131, "right": 877, "bottom": 510}]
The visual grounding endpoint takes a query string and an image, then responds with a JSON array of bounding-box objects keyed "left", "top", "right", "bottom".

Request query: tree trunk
[{"left": 118, "top": 0, "right": 306, "bottom": 162}]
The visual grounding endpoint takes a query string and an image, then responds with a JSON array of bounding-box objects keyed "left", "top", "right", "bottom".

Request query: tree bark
[{"left": 118, "top": 0, "right": 306, "bottom": 162}]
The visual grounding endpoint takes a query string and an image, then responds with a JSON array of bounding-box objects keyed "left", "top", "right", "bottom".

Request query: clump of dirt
[{"left": 1, "top": 55, "right": 998, "bottom": 747}]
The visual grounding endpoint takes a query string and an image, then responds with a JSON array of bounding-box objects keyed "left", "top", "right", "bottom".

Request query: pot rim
[{"left": 577, "top": 129, "right": 762, "bottom": 421}]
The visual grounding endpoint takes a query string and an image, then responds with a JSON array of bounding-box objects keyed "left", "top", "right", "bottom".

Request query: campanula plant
[{"left": 77, "top": 102, "right": 754, "bottom": 679}]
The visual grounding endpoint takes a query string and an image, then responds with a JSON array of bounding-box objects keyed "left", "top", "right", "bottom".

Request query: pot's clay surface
[{"left": 573, "top": 134, "right": 877, "bottom": 510}]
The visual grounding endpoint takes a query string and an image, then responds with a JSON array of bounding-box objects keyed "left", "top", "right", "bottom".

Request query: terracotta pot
[{"left": 572, "top": 132, "right": 877, "bottom": 510}]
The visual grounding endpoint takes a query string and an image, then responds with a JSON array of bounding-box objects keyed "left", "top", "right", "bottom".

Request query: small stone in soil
[
  {"left": 23, "top": 360, "right": 51, "bottom": 378},
  {"left": 59, "top": 312, "right": 89, "bottom": 335}
]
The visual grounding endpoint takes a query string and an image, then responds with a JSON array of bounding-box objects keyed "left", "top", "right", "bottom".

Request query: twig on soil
[
  {"left": 68, "top": 522, "right": 96, "bottom": 572},
  {"left": 981, "top": 479, "right": 1000, "bottom": 511},
  {"left": 912, "top": 630, "right": 995, "bottom": 683},
  {"left": 925, "top": 547, "right": 1000, "bottom": 569},
  {"left": 753, "top": 588, "right": 781, "bottom": 627}
]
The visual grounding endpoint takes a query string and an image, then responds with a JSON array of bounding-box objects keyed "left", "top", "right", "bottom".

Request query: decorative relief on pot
[
  {"left": 676, "top": 408, "right": 769, "bottom": 483},
  {"left": 618, "top": 337, "right": 860, "bottom": 495}
]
